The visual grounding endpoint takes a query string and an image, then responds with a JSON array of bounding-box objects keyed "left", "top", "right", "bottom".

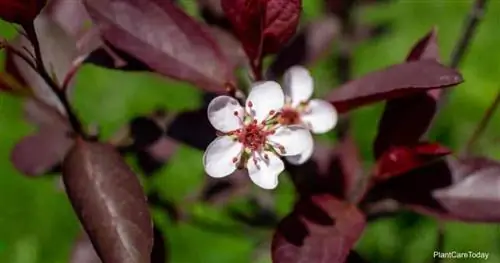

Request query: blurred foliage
[{"left": 1, "top": 0, "right": 500, "bottom": 262}]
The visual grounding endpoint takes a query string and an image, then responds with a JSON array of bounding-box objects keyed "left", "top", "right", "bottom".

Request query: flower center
[
  {"left": 237, "top": 120, "right": 268, "bottom": 151},
  {"left": 278, "top": 107, "right": 301, "bottom": 125},
  {"left": 227, "top": 102, "right": 285, "bottom": 168}
]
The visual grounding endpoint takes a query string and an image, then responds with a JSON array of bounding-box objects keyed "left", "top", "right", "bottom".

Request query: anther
[
  {"left": 247, "top": 101, "right": 253, "bottom": 107},
  {"left": 233, "top": 111, "right": 239, "bottom": 116},
  {"left": 269, "top": 110, "right": 275, "bottom": 115},
  {"left": 232, "top": 157, "right": 238, "bottom": 163}
]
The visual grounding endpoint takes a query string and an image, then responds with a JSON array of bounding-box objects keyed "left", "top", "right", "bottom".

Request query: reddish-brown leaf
[
  {"left": 0, "top": 0, "right": 46, "bottom": 24},
  {"left": 62, "top": 140, "right": 153, "bottom": 263},
  {"left": 84, "top": 0, "right": 234, "bottom": 93},
  {"left": 287, "top": 136, "right": 362, "bottom": 200},
  {"left": 221, "top": 0, "right": 301, "bottom": 62},
  {"left": 11, "top": 99, "right": 73, "bottom": 176},
  {"left": 272, "top": 195, "right": 366, "bottom": 263},
  {"left": 326, "top": 59, "right": 462, "bottom": 113},
  {"left": 364, "top": 157, "right": 500, "bottom": 222},
  {"left": 374, "top": 28, "right": 442, "bottom": 158},
  {"left": 374, "top": 142, "right": 451, "bottom": 181},
  {"left": 433, "top": 157, "right": 500, "bottom": 222}
]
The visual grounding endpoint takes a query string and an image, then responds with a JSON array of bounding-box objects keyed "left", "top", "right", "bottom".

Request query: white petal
[
  {"left": 203, "top": 136, "right": 242, "bottom": 178},
  {"left": 268, "top": 125, "right": 314, "bottom": 156},
  {"left": 207, "top": 96, "right": 244, "bottom": 132},
  {"left": 247, "top": 152, "right": 284, "bottom": 189},
  {"left": 246, "top": 81, "right": 284, "bottom": 122},
  {"left": 286, "top": 142, "right": 314, "bottom": 165},
  {"left": 283, "top": 66, "right": 314, "bottom": 107},
  {"left": 301, "top": 99, "right": 338, "bottom": 134}
]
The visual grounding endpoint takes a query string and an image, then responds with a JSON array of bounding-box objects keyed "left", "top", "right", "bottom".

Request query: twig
[
  {"left": 432, "top": 221, "right": 446, "bottom": 263},
  {"left": 461, "top": 89, "right": 500, "bottom": 157},
  {"left": 437, "top": 0, "right": 489, "bottom": 109},
  {"left": 23, "top": 24, "right": 87, "bottom": 138}
]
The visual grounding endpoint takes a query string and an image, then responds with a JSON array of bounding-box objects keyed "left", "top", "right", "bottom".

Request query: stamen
[
  {"left": 232, "top": 157, "right": 238, "bottom": 163},
  {"left": 247, "top": 101, "right": 253, "bottom": 108},
  {"left": 233, "top": 111, "right": 239, "bottom": 116}
]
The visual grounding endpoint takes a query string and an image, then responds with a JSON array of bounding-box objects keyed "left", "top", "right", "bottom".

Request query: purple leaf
[
  {"left": 272, "top": 195, "right": 366, "bottom": 263},
  {"left": 10, "top": 12, "right": 78, "bottom": 112},
  {"left": 374, "top": 28, "right": 442, "bottom": 158},
  {"left": 221, "top": 0, "right": 302, "bottom": 62},
  {"left": 288, "top": 136, "right": 362, "bottom": 200},
  {"left": 374, "top": 142, "right": 451, "bottom": 181},
  {"left": 364, "top": 157, "right": 500, "bottom": 222},
  {"left": 84, "top": 0, "right": 235, "bottom": 93},
  {"left": 62, "top": 140, "right": 153, "bottom": 263},
  {"left": 433, "top": 157, "right": 500, "bottom": 222},
  {"left": 44, "top": 0, "right": 91, "bottom": 38},
  {"left": 11, "top": 125, "right": 73, "bottom": 176},
  {"left": 326, "top": 59, "right": 462, "bottom": 113},
  {"left": 267, "top": 15, "right": 340, "bottom": 79},
  {"left": 11, "top": 99, "right": 73, "bottom": 176},
  {"left": 0, "top": 0, "right": 46, "bottom": 25}
]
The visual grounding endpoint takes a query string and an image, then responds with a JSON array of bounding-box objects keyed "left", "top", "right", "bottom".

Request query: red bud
[
  {"left": 222, "top": 0, "right": 301, "bottom": 62},
  {"left": 0, "top": 0, "right": 47, "bottom": 25}
]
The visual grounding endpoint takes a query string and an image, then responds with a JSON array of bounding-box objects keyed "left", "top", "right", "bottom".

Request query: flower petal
[
  {"left": 286, "top": 143, "right": 314, "bottom": 165},
  {"left": 283, "top": 66, "right": 314, "bottom": 107},
  {"left": 301, "top": 99, "right": 338, "bottom": 134},
  {"left": 246, "top": 81, "right": 284, "bottom": 122},
  {"left": 203, "top": 136, "right": 242, "bottom": 178},
  {"left": 247, "top": 152, "right": 284, "bottom": 189},
  {"left": 207, "top": 96, "right": 244, "bottom": 132},
  {"left": 268, "top": 125, "right": 313, "bottom": 156}
]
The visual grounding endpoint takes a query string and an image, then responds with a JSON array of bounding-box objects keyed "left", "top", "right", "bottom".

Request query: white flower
[
  {"left": 279, "top": 65, "right": 338, "bottom": 165},
  {"left": 203, "top": 81, "right": 313, "bottom": 189}
]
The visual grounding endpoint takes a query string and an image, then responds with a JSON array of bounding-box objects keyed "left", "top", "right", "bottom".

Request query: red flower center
[
  {"left": 234, "top": 120, "right": 270, "bottom": 152},
  {"left": 279, "top": 107, "right": 301, "bottom": 125}
]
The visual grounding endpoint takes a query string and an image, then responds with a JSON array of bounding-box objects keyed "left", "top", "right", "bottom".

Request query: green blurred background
[{"left": 1, "top": 0, "right": 500, "bottom": 262}]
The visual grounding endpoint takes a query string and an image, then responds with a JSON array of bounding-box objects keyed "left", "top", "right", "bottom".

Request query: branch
[
  {"left": 438, "top": 0, "right": 489, "bottom": 108},
  {"left": 23, "top": 24, "right": 87, "bottom": 138},
  {"left": 461, "top": 88, "right": 500, "bottom": 157}
]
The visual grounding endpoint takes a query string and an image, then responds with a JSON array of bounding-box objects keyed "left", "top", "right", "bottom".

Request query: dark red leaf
[
  {"left": 44, "top": 0, "right": 90, "bottom": 38},
  {"left": 374, "top": 142, "right": 451, "bottom": 180},
  {"left": 326, "top": 59, "right": 462, "bottom": 113},
  {"left": 267, "top": 15, "right": 340, "bottom": 79},
  {"left": 10, "top": 12, "right": 79, "bottom": 112},
  {"left": 221, "top": 0, "right": 301, "bottom": 62},
  {"left": 205, "top": 26, "right": 248, "bottom": 69},
  {"left": 11, "top": 125, "right": 73, "bottom": 176},
  {"left": 0, "top": 0, "right": 46, "bottom": 24},
  {"left": 11, "top": 99, "right": 73, "bottom": 176},
  {"left": 364, "top": 157, "right": 500, "bottom": 222},
  {"left": 62, "top": 140, "right": 153, "bottom": 263},
  {"left": 362, "top": 159, "right": 455, "bottom": 219},
  {"left": 406, "top": 27, "right": 439, "bottom": 62},
  {"left": 433, "top": 157, "right": 500, "bottom": 222},
  {"left": 373, "top": 28, "right": 441, "bottom": 158},
  {"left": 84, "top": 0, "right": 235, "bottom": 93},
  {"left": 287, "top": 136, "right": 362, "bottom": 200},
  {"left": 272, "top": 195, "right": 365, "bottom": 263},
  {"left": 70, "top": 232, "right": 102, "bottom": 263}
]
